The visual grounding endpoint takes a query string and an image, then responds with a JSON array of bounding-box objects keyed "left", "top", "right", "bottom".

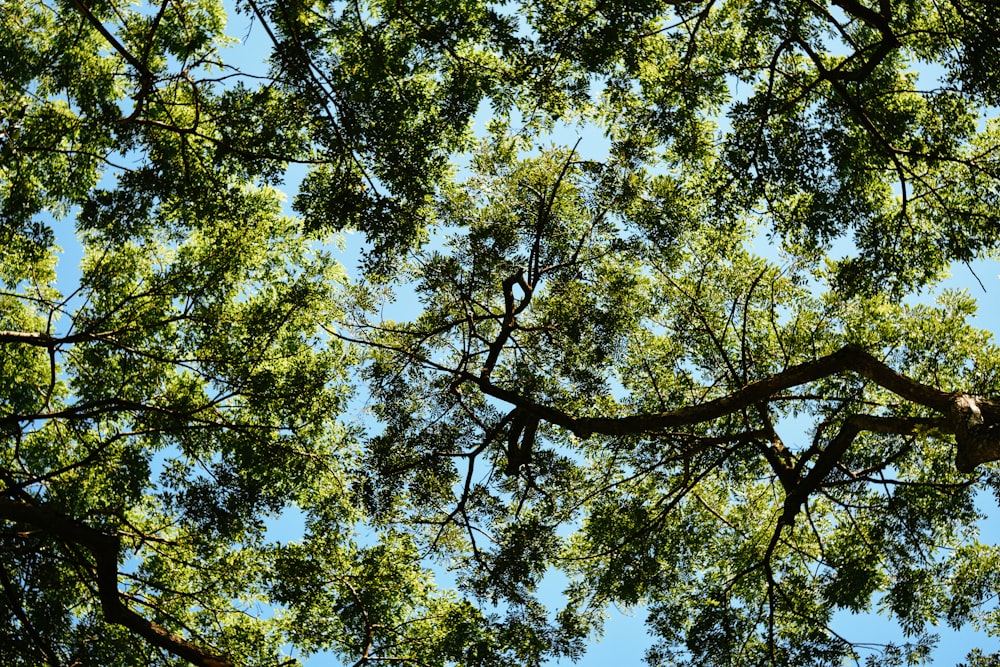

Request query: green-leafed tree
[{"left": 2, "top": 0, "right": 1000, "bottom": 665}]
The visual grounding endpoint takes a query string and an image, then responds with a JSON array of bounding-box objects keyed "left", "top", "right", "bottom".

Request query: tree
[{"left": 1, "top": 0, "right": 1000, "bottom": 665}]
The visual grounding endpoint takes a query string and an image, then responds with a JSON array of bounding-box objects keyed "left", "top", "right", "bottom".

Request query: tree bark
[{"left": 951, "top": 393, "right": 1000, "bottom": 473}]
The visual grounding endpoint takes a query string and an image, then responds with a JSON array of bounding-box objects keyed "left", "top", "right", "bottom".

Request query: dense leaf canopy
[{"left": 1, "top": 0, "right": 1000, "bottom": 665}]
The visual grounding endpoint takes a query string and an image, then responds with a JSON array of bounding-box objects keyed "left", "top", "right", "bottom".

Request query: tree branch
[
  {"left": 68, "top": 0, "right": 154, "bottom": 84},
  {"left": 779, "top": 414, "right": 944, "bottom": 524},
  {"left": 465, "top": 344, "right": 953, "bottom": 432},
  {"left": 460, "top": 344, "right": 1000, "bottom": 471},
  {"left": 0, "top": 498, "right": 233, "bottom": 667},
  {"left": 0, "top": 330, "right": 117, "bottom": 347},
  {"left": 950, "top": 393, "right": 1000, "bottom": 473},
  {"left": 479, "top": 270, "right": 533, "bottom": 381}
]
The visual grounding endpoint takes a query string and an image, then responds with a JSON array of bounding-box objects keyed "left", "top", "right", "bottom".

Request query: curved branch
[
  {"left": 479, "top": 270, "right": 533, "bottom": 381},
  {"left": 465, "top": 344, "right": 954, "bottom": 432},
  {"left": 0, "top": 498, "right": 233, "bottom": 667},
  {"left": 460, "top": 344, "right": 1000, "bottom": 471}
]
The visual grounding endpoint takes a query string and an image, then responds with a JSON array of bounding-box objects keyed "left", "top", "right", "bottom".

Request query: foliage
[{"left": 1, "top": 0, "right": 1000, "bottom": 665}]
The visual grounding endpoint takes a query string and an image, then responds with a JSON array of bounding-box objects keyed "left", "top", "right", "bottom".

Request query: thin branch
[{"left": 68, "top": 0, "right": 154, "bottom": 84}]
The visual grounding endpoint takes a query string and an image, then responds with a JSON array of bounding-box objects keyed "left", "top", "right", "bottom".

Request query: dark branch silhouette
[{"left": 0, "top": 498, "right": 233, "bottom": 667}]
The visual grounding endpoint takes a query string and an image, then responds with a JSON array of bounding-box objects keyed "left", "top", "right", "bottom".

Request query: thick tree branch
[
  {"left": 465, "top": 344, "right": 952, "bottom": 432},
  {"left": 832, "top": 0, "right": 893, "bottom": 35},
  {"left": 950, "top": 393, "right": 1000, "bottom": 473},
  {"left": 479, "top": 270, "right": 533, "bottom": 381},
  {"left": 822, "top": 0, "right": 899, "bottom": 82},
  {"left": 0, "top": 498, "right": 233, "bottom": 667},
  {"left": 460, "top": 344, "right": 1000, "bottom": 471},
  {"left": 0, "top": 330, "right": 116, "bottom": 347}
]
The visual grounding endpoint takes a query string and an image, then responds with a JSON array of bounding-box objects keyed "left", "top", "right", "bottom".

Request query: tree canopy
[{"left": 2, "top": 0, "right": 1000, "bottom": 665}]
